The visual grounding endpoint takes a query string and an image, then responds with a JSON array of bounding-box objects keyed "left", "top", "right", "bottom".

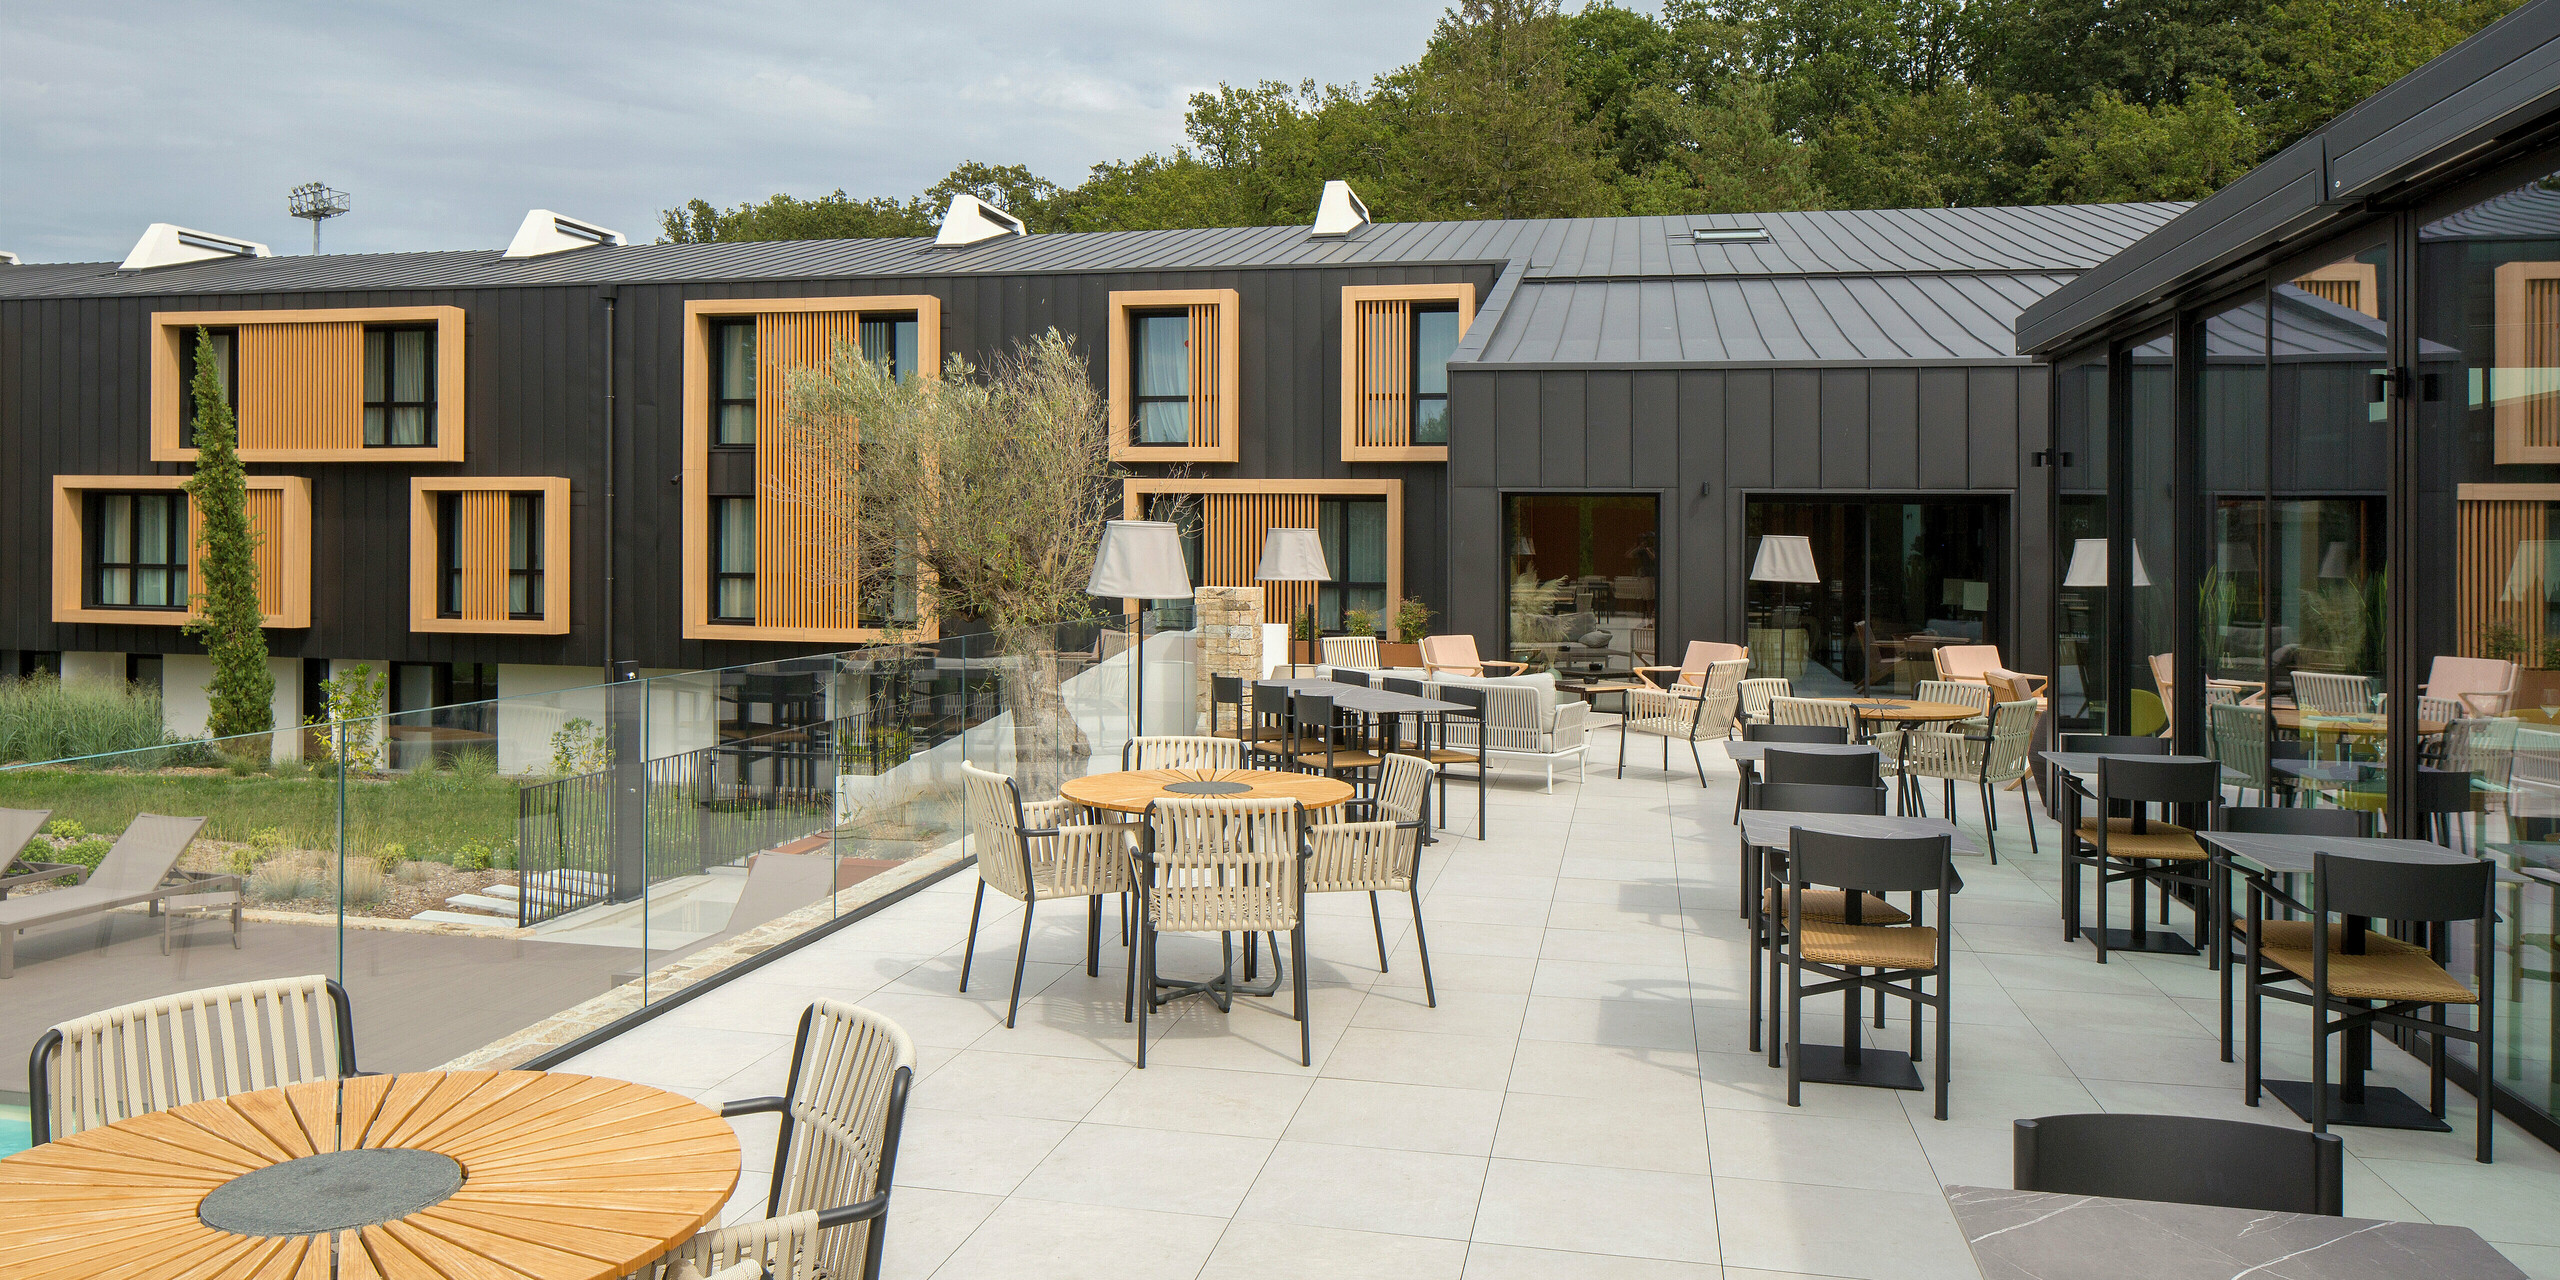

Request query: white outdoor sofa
[{"left": 1421, "top": 672, "right": 1590, "bottom": 792}]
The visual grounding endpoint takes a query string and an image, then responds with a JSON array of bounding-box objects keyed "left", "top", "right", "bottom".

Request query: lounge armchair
[
  {"left": 1320, "top": 635, "right": 1382, "bottom": 668},
  {"left": 1420, "top": 634, "right": 1526, "bottom": 678},
  {"left": 0, "top": 813, "right": 223, "bottom": 978},
  {"left": 2426, "top": 655, "right": 2518, "bottom": 717},
  {"left": 1637, "top": 641, "right": 1748, "bottom": 691},
  {"left": 0, "top": 809, "right": 70, "bottom": 900}
]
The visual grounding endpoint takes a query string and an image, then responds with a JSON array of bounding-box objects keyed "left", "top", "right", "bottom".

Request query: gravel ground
[{"left": 12, "top": 834, "right": 517, "bottom": 922}]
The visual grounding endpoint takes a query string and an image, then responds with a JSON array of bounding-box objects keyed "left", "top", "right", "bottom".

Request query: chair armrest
[
  {"left": 1632, "top": 666, "right": 1684, "bottom": 690},
  {"left": 0, "top": 860, "right": 84, "bottom": 899},
  {"left": 816, "top": 1193, "right": 892, "bottom": 1229},
  {"left": 1479, "top": 660, "right": 1529, "bottom": 676},
  {"left": 720, "top": 1095, "right": 789, "bottom": 1118}
]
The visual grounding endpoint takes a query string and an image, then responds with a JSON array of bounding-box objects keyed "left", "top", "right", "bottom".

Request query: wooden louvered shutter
[
  {"left": 1187, "top": 304, "right": 1221, "bottom": 450},
  {"left": 185, "top": 488, "right": 290, "bottom": 621},
  {"left": 236, "top": 322, "right": 364, "bottom": 451},
  {"left": 754, "top": 310, "right": 864, "bottom": 630},
  {"left": 2497, "top": 263, "right": 2560, "bottom": 464},
  {"left": 1205, "top": 493, "right": 1320, "bottom": 626},
  {"left": 1352, "top": 300, "right": 1413, "bottom": 450},
  {"left": 2461, "top": 497, "right": 2549, "bottom": 663}
]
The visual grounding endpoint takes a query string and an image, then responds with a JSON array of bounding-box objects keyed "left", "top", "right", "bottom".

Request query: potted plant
[
  {"left": 1291, "top": 608, "right": 1319, "bottom": 667},
  {"left": 1381, "top": 596, "right": 1432, "bottom": 668},
  {"left": 2485, "top": 621, "right": 2560, "bottom": 712}
]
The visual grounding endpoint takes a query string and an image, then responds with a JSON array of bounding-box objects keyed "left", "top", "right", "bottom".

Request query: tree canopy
[{"left": 661, "top": 0, "right": 2521, "bottom": 242}]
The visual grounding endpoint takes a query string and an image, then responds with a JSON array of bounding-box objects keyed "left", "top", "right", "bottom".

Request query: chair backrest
[
  {"left": 1985, "top": 668, "right": 2043, "bottom": 704},
  {"left": 1737, "top": 677, "right": 1790, "bottom": 720},
  {"left": 86, "top": 813, "right": 205, "bottom": 896},
  {"left": 1688, "top": 690, "right": 1741, "bottom": 741},
  {"left": 1211, "top": 673, "right": 1246, "bottom": 737},
  {"left": 2096, "top": 756, "right": 2221, "bottom": 807},
  {"left": 959, "top": 762, "right": 1034, "bottom": 900},
  {"left": 2428, "top": 655, "right": 2518, "bottom": 714},
  {"left": 1675, "top": 641, "right": 1748, "bottom": 680},
  {"left": 2208, "top": 702, "right": 2268, "bottom": 785},
  {"left": 1763, "top": 747, "right": 1881, "bottom": 788},
  {"left": 1699, "top": 658, "right": 1749, "bottom": 696},
  {"left": 1915, "top": 679, "right": 1991, "bottom": 715},
  {"left": 2293, "top": 670, "right": 2375, "bottom": 715},
  {"left": 1769, "top": 696, "right": 1860, "bottom": 733},
  {"left": 1253, "top": 681, "right": 1294, "bottom": 739},
  {"left": 1934, "top": 644, "right": 2003, "bottom": 682},
  {"left": 1981, "top": 699, "right": 2039, "bottom": 778},
  {"left": 1143, "top": 798, "right": 1305, "bottom": 933},
  {"left": 33, "top": 975, "right": 355, "bottom": 1144},
  {"left": 2316, "top": 850, "right": 2493, "bottom": 925},
  {"left": 0, "top": 808, "right": 48, "bottom": 862},
  {"left": 2015, "top": 1114, "right": 2344, "bottom": 1215},
  {"left": 1330, "top": 668, "right": 1372, "bottom": 688},
  {"left": 1322, "top": 635, "right": 1381, "bottom": 669},
  {"left": 2411, "top": 765, "right": 2477, "bottom": 819},
  {"left": 1745, "top": 722, "right": 1848, "bottom": 745},
  {"left": 2060, "top": 734, "right": 2169, "bottom": 756},
  {"left": 1294, "top": 691, "right": 1337, "bottom": 745},
  {"left": 2439, "top": 717, "right": 2513, "bottom": 781},
  {"left": 1375, "top": 754, "right": 1436, "bottom": 823},
  {"left": 1789, "top": 828, "right": 1950, "bottom": 896},
  {"left": 1420, "top": 634, "right": 1483, "bottom": 671},
  {"left": 1124, "top": 736, "right": 1243, "bottom": 772},
  {"left": 1434, "top": 683, "right": 1486, "bottom": 723},
  {"left": 1381, "top": 676, "right": 1424, "bottom": 697},
  {"left": 643, "top": 1211, "right": 823, "bottom": 1280},
  {"left": 1750, "top": 781, "right": 1887, "bottom": 814},
  {"left": 2221, "top": 805, "right": 2367, "bottom": 837},
  {"left": 764, "top": 1001, "right": 916, "bottom": 1280}
]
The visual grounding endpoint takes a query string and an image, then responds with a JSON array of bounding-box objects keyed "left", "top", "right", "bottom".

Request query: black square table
[{"left": 2040, "top": 749, "right": 2221, "bottom": 957}]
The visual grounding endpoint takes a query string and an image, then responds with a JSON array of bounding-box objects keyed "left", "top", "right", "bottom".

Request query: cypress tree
[{"left": 181, "top": 325, "right": 273, "bottom": 745}]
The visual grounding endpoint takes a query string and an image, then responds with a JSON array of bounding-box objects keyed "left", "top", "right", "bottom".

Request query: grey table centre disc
[
  {"left": 1162, "top": 780, "right": 1254, "bottom": 795},
  {"left": 197, "top": 1147, "right": 464, "bottom": 1237}
]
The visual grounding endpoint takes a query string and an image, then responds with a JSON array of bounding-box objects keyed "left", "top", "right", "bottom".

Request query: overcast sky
[{"left": 1, "top": 2, "right": 1465, "bottom": 263}]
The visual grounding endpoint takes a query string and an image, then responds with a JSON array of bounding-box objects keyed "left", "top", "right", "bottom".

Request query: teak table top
[
  {"left": 0, "top": 1069, "right": 737, "bottom": 1280},
  {"left": 1060, "top": 768, "right": 1355, "bottom": 814},
  {"left": 1815, "top": 698, "right": 1984, "bottom": 723}
]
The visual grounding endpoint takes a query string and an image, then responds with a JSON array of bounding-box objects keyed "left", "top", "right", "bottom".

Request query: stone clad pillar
[{"left": 1193, "top": 586, "right": 1264, "bottom": 735}]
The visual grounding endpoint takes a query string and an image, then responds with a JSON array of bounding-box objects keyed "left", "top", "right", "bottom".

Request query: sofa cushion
[{"left": 1429, "top": 671, "right": 1563, "bottom": 728}]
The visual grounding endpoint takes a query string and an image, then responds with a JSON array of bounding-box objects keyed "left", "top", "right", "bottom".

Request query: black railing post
[{"left": 610, "top": 661, "right": 647, "bottom": 903}]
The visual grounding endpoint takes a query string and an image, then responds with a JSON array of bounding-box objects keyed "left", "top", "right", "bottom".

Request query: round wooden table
[
  {"left": 0, "top": 1070, "right": 737, "bottom": 1280},
  {"left": 1060, "top": 767, "right": 1354, "bottom": 814}
]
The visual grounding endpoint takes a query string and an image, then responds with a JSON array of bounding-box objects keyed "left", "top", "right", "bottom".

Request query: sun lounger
[
  {"left": 0, "top": 813, "right": 229, "bottom": 978},
  {"left": 0, "top": 809, "right": 71, "bottom": 900}
]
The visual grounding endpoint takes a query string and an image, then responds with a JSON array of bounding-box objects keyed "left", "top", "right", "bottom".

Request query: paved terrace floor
[{"left": 566, "top": 742, "right": 2560, "bottom": 1280}]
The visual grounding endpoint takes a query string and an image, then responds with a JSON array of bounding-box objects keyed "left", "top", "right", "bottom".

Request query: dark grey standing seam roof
[{"left": 0, "top": 200, "right": 2185, "bottom": 368}]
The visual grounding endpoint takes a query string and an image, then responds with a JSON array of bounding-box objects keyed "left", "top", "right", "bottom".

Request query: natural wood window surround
[
  {"left": 2495, "top": 262, "right": 2560, "bottom": 464},
  {"left": 409, "top": 477, "right": 571, "bottom": 636},
  {"left": 1119, "top": 478, "right": 1402, "bottom": 624},
  {"left": 1341, "top": 283, "right": 1475, "bottom": 462},
  {"left": 1108, "top": 289, "right": 1241, "bottom": 462},
  {"left": 680, "top": 295, "right": 944, "bottom": 643},
  {"left": 151, "top": 307, "right": 466, "bottom": 463},
  {"left": 52, "top": 475, "right": 311, "bottom": 628},
  {"left": 2290, "top": 262, "right": 2380, "bottom": 318}
]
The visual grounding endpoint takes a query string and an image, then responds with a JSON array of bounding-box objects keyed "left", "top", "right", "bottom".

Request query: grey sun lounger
[
  {"left": 0, "top": 813, "right": 229, "bottom": 978},
  {"left": 0, "top": 808, "right": 66, "bottom": 900}
]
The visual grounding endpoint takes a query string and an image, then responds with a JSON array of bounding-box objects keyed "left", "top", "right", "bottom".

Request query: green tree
[
  {"left": 1619, "top": 78, "right": 1826, "bottom": 213},
  {"left": 2026, "top": 79, "right": 2263, "bottom": 202},
  {"left": 658, "top": 190, "right": 933, "bottom": 243},
  {"left": 180, "top": 326, "right": 274, "bottom": 747},
  {"left": 1385, "top": 0, "right": 1622, "bottom": 219}
]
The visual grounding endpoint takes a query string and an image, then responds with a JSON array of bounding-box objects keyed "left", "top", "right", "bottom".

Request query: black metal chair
[
  {"left": 720, "top": 1000, "right": 916, "bottom": 1280},
  {"left": 1764, "top": 748, "right": 1882, "bottom": 787},
  {"left": 1423, "top": 684, "right": 1489, "bottom": 839},
  {"left": 1211, "top": 673, "right": 1251, "bottom": 753},
  {"left": 1292, "top": 691, "right": 1383, "bottom": 785},
  {"left": 2243, "top": 851, "right": 2496, "bottom": 1161},
  {"left": 2066, "top": 756, "right": 2221, "bottom": 962},
  {"left": 1330, "top": 668, "right": 1372, "bottom": 688},
  {"left": 1778, "top": 828, "right": 1957, "bottom": 1119},
  {"left": 2212, "top": 806, "right": 2368, "bottom": 1060},
  {"left": 2014, "top": 1113, "right": 2343, "bottom": 1215},
  {"left": 2410, "top": 765, "right": 2479, "bottom": 853},
  {"left": 1733, "top": 722, "right": 1855, "bottom": 823},
  {"left": 2060, "top": 733, "right": 2173, "bottom": 754},
  {"left": 1248, "top": 682, "right": 1303, "bottom": 769},
  {"left": 1745, "top": 779, "right": 1895, "bottom": 1052}
]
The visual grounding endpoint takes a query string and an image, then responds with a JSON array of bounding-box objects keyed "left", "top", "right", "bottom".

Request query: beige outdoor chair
[
  {"left": 1306, "top": 754, "right": 1438, "bottom": 1003},
  {"left": 0, "top": 813, "right": 221, "bottom": 978},
  {"left": 1124, "top": 735, "right": 1243, "bottom": 772},
  {"left": 1320, "top": 635, "right": 1382, "bottom": 668},
  {"left": 2426, "top": 655, "right": 2518, "bottom": 717},
  {"left": 2292, "top": 671, "right": 2375, "bottom": 715},
  {"left": 1637, "top": 640, "right": 1749, "bottom": 690},
  {"left": 1932, "top": 644, "right": 2007, "bottom": 685},
  {"left": 1768, "top": 695, "right": 1860, "bottom": 736},
  {"left": 1135, "top": 797, "right": 1310, "bottom": 1068},
  {"left": 958, "top": 762, "right": 1139, "bottom": 1026},
  {"left": 625, "top": 1212, "right": 821, "bottom": 1280},
  {"left": 1872, "top": 680, "right": 1993, "bottom": 778},
  {"left": 1902, "top": 699, "right": 2040, "bottom": 860},
  {"left": 1619, "top": 688, "right": 1739, "bottom": 785},
  {"left": 1738, "top": 676, "right": 1790, "bottom": 724},
  {"left": 717, "top": 1000, "right": 915, "bottom": 1280},
  {"left": 1420, "top": 634, "right": 1527, "bottom": 678},
  {"left": 30, "top": 974, "right": 358, "bottom": 1144}
]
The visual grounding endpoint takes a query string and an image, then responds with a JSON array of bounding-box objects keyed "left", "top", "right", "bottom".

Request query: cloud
[{"left": 0, "top": 0, "right": 1447, "bottom": 261}]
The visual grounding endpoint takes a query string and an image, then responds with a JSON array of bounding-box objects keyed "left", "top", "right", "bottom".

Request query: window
[
  {"left": 861, "top": 315, "right": 920, "bottom": 382},
  {"left": 176, "top": 327, "right": 236, "bottom": 450},
  {"left": 1411, "top": 305, "right": 1458, "bottom": 445},
  {"left": 509, "top": 492, "right": 543, "bottom": 618},
  {"left": 364, "top": 325, "right": 436, "bottom": 447},
  {"left": 713, "top": 320, "right": 756, "bottom": 445},
  {"left": 1133, "top": 311, "right": 1192, "bottom": 445},
  {"left": 90, "top": 491, "right": 188, "bottom": 610},
  {"left": 713, "top": 497, "right": 756, "bottom": 621},
  {"left": 1505, "top": 494, "right": 1663, "bottom": 676},
  {"left": 126, "top": 654, "right": 162, "bottom": 692},
  {"left": 1318, "top": 497, "right": 1388, "bottom": 632}
]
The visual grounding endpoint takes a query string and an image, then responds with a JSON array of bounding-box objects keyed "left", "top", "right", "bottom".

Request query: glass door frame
[{"left": 1496, "top": 488, "right": 1672, "bottom": 675}]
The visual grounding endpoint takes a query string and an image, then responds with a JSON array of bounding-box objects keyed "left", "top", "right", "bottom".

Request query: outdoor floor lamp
[
  {"left": 1255, "top": 527, "right": 1331, "bottom": 676},
  {"left": 1087, "top": 519, "right": 1193, "bottom": 739}
]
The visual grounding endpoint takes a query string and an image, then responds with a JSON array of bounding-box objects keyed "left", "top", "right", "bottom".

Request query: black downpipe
[{"left": 600, "top": 285, "right": 618, "bottom": 674}]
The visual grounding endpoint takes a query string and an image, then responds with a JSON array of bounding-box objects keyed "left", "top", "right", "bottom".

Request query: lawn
[{"left": 0, "top": 765, "right": 520, "bottom": 863}]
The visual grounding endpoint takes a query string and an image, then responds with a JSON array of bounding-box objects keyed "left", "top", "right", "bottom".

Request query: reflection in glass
[
  {"left": 2056, "top": 348, "right": 2111, "bottom": 732},
  {"left": 1746, "top": 499, "right": 2002, "bottom": 695},
  {"left": 1504, "top": 494, "right": 1660, "bottom": 675}
]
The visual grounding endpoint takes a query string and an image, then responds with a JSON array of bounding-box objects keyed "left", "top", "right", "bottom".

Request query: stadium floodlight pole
[{"left": 288, "top": 182, "right": 351, "bottom": 255}]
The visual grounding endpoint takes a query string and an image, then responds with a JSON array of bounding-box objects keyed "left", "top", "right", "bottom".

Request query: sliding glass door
[{"left": 1745, "top": 498, "right": 2005, "bottom": 696}]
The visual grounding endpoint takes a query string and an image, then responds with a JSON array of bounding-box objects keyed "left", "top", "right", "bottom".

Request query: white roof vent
[
  {"left": 0, "top": 251, "right": 19, "bottom": 266},
  {"left": 1310, "top": 180, "right": 1371, "bottom": 238},
  {"left": 1692, "top": 226, "right": 1770, "bottom": 244},
  {"left": 504, "top": 209, "right": 625, "bottom": 259},
  {"left": 120, "top": 224, "right": 272, "bottom": 271},
  {"left": 933, "top": 193, "right": 1026, "bottom": 248}
]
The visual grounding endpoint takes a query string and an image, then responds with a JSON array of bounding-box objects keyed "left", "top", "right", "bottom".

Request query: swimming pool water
[{"left": 0, "top": 1104, "right": 28, "bottom": 1157}]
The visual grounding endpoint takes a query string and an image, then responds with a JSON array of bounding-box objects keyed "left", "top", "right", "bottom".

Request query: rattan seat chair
[
  {"left": 1777, "top": 827, "right": 1957, "bottom": 1119},
  {"left": 1900, "top": 698, "right": 2040, "bottom": 861},
  {"left": 1737, "top": 676, "right": 1790, "bottom": 725},
  {"left": 1743, "top": 779, "right": 1903, "bottom": 1052},
  {"left": 1769, "top": 695, "right": 1861, "bottom": 736},
  {"left": 1124, "top": 735, "right": 1243, "bottom": 772},
  {"left": 1135, "top": 796, "right": 1312, "bottom": 1068},
  {"left": 958, "top": 763, "right": 1139, "bottom": 1026},
  {"left": 1617, "top": 688, "right": 1738, "bottom": 784},
  {"left": 29, "top": 974, "right": 358, "bottom": 1144},
  {"left": 2241, "top": 851, "right": 2495, "bottom": 1160},
  {"left": 1306, "top": 754, "right": 1437, "bottom": 1004},
  {"left": 2014, "top": 1114, "right": 2343, "bottom": 1215},
  {"left": 2064, "top": 756, "right": 2221, "bottom": 963},
  {"left": 624, "top": 1211, "right": 822, "bottom": 1280},
  {"left": 718, "top": 1001, "right": 916, "bottom": 1280}
]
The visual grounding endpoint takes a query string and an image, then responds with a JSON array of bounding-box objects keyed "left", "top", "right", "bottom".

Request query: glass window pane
[
  {"left": 1415, "top": 308, "right": 1459, "bottom": 395},
  {"left": 2056, "top": 348, "right": 2110, "bottom": 732},
  {"left": 1136, "top": 314, "right": 1190, "bottom": 397},
  {"left": 1137, "top": 401, "right": 1190, "bottom": 445},
  {"left": 718, "top": 403, "right": 755, "bottom": 446},
  {"left": 137, "top": 495, "right": 169, "bottom": 565},
  {"left": 510, "top": 495, "right": 539, "bottom": 571},
  {"left": 1345, "top": 501, "right": 1386, "bottom": 582},
  {"left": 1413, "top": 398, "right": 1448, "bottom": 445},
  {"left": 893, "top": 319, "right": 917, "bottom": 382},
  {"left": 210, "top": 332, "right": 233, "bottom": 402},
  {"left": 719, "top": 324, "right": 756, "bottom": 398},
  {"left": 2124, "top": 327, "right": 2177, "bottom": 737},
  {"left": 99, "top": 495, "right": 130, "bottom": 563},
  {"left": 364, "top": 330, "right": 386, "bottom": 402},
  {"left": 365, "top": 407, "right": 386, "bottom": 447},
  {"left": 718, "top": 499, "right": 755, "bottom": 572},
  {"left": 391, "top": 407, "right": 427, "bottom": 447},
  {"left": 99, "top": 567, "right": 129, "bottom": 606},
  {"left": 1505, "top": 493, "right": 1661, "bottom": 673},
  {"left": 393, "top": 330, "right": 428, "bottom": 402},
  {"left": 168, "top": 567, "right": 186, "bottom": 604},
  {"left": 137, "top": 567, "right": 168, "bottom": 608}
]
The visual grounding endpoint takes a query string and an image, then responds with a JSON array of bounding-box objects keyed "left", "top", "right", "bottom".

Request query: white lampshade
[
  {"left": 1254, "top": 527, "right": 1331, "bottom": 582},
  {"left": 2061, "top": 538, "right": 2152, "bottom": 588},
  {"left": 2506, "top": 540, "right": 2558, "bottom": 602},
  {"left": 1086, "top": 520, "right": 1193, "bottom": 599},
  {"left": 1748, "top": 534, "right": 1820, "bottom": 584},
  {"left": 2319, "top": 541, "right": 2353, "bottom": 581}
]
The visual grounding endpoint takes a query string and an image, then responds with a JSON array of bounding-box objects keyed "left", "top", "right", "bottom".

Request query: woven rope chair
[
  {"left": 1306, "top": 755, "right": 1438, "bottom": 1002},
  {"left": 1900, "top": 699, "right": 2040, "bottom": 861},
  {"left": 1320, "top": 635, "right": 1381, "bottom": 668},
  {"left": 1618, "top": 688, "right": 1738, "bottom": 784},
  {"left": 29, "top": 974, "right": 356, "bottom": 1144},
  {"left": 1135, "top": 796, "right": 1310, "bottom": 1068},
  {"left": 626, "top": 1210, "right": 822, "bottom": 1280},
  {"left": 1124, "top": 735, "right": 1243, "bottom": 772},
  {"left": 959, "top": 762, "right": 1139, "bottom": 1026},
  {"left": 2291, "top": 671, "right": 2374, "bottom": 716},
  {"left": 1737, "top": 677, "right": 1790, "bottom": 724},
  {"left": 1769, "top": 695, "right": 1860, "bottom": 736},
  {"left": 719, "top": 1001, "right": 915, "bottom": 1280}
]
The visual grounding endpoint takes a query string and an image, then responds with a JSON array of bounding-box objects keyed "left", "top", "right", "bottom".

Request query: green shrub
[
  {"left": 42, "top": 836, "right": 111, "bottom": 884},
  {"left": 448, "top": 747, "right": 498, "bottom": 780},
  {"left": 0, "top": 676, "right": 177, "bottom": 766},
  {"left": 372, "top": 841, "right": 409, "bottom": 874},
  {"left": 43, "top": 817, "right": 86, "bottom": 840},
  {"left": 247, "top": 827, "right": 290, "bottom": 855},
  {"left": 340, "top": 858, "right": 386, "bottom": 905},
  {"left": 249, "top": 856, "right": 317, "bottom": 902}
]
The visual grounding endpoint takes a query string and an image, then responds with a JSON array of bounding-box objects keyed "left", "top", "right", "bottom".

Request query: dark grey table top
[
  {"left": 2198, "top": 831, "right": 2512, "bottom": 878},
  {"left": 1946, "top": 1184, "right": 2525, "bottom": 1279},
  {"left": 1260, "top": 679, "right": 1465, "bottom": 715},
  {"left": 1738, "top": 811, "right": 1982, "bottom": 858},
  {"left": 1725, "top": 741, "right": 1881, "bottom": 763},
  {"left": 2040, "top": 751, "right": 2218, "bottom": 777}
]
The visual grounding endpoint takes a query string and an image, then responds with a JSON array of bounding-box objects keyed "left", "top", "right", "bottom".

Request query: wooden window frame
[
  {"left": 86, "top": 489, "right": 190, "bottom": 613},
  {"left": 1108, "top": 289, "right": 1241, "bottom": 463},
  {"left": 680, "top": 294, "right": 945, "bottom": 643},
  {"left": 1118, "top": 478, "right": 1402, "bottom": 621},
  {"left": 52, "top": 474, "right": 311, "bottom": 628},
  {"left": 153, "top": 306, "right": 466, "bottom": 463},
  {"left": 2495, "top": 262, "right": 2560, "bottom": 464},
  {"left": 1341, "top": 283, "right": 1474, "bottom": 463},
  {"left": 362, "top": 323, "right": 440, "bottom": 448},
  {"left": 408, "top": 477, "right": 570, "bottom": 636}
]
